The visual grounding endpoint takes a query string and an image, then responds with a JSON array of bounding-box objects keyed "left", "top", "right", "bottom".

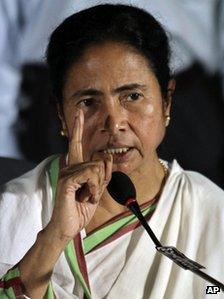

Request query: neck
[
  {"left": 129, "top": 156, "right": 165, "bottom": 204},
  {"left": 86, "top": 155, "right": 166, "bottom": 233}
]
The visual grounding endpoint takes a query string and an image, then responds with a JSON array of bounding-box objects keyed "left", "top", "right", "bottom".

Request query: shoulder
[
  {"left": 168, "top": 160, "right": 224, "bottom": 207},
  {"left": 0, "top": 155, "right": 58, "bottom": 266}
]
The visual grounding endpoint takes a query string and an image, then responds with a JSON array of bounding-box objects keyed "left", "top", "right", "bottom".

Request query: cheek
[
  {"left": 132, "top": 101, "right": 157, "bottom": 126},
  {"left": 134, "top": 102, "right": 165, "bottom": 146},
  {"left": 144, "top": 102, "right": 154, "bottom": 115}
]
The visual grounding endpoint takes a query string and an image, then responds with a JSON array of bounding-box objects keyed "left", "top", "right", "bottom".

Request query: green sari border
[
  {"left": 83, "top": 204, "right": 156, "bottom": 254},
  {"left": 48, "top": 157, "right": 91, "bottom": 299},
  {"left": 48, "top": 156, "right": 158, "bottom": 298}
]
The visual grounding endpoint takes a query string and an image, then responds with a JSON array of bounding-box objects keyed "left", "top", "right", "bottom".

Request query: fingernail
[{"left": 107, "top": 154, "right": 113, "bottom": 162}]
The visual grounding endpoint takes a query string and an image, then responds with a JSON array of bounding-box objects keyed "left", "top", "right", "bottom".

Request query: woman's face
[{"left": 60, "top": 42, "right": 171, "bottom": 175}]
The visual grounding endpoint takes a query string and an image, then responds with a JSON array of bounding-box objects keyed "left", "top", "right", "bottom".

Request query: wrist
[{"left": 42, "top": 223, "right": 74, "bottom": 248}]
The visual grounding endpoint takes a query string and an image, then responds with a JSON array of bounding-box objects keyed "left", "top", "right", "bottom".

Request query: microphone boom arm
[{"left": 127, "top": 199, "right": 224, "bottom": 292}]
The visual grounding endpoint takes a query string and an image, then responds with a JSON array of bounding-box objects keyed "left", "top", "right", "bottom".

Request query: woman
[{"left": 0, "top": 4, "right": 224, "bottom": 299}]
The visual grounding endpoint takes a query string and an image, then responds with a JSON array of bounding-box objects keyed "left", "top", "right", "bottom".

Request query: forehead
[{"left": 64, "top": 41, "right": 158, "bottom": 92}]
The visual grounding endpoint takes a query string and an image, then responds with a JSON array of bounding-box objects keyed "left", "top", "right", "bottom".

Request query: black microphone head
[{"left": 107, "top": 171, "right": 136, "bottom": 205}]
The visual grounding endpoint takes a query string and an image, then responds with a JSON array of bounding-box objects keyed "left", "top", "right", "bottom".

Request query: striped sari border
[
  {"left": 85, "top": 208, "right": 155, "bottom": 254},
  {"left": 64, "top": 240, "right": 91, "bottom": 299},
  {"left": 86, "top": 197, "right": 157, "bottom": 237},
  {"left": 74, "top": 234, "right": 90, "bottom": 291},
  {"left": 0, "top": 269, "right": 25, "bottom": 298},
  {"left": 0, "top": 277, "right": 21, "bottom": 289},
  {"left": 49, "top": 156, "right": 91, "bottom": 298}
]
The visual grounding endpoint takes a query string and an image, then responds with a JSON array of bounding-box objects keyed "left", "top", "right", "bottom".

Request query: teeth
[{"left": 103, "top": 147, "right": 130, "bottom": 154}]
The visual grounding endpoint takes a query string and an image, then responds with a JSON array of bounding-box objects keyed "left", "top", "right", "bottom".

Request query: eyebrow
[
  {"left": 71, "top": 83, "right": 147, "bottom": 98},
  {"left": 72, "top": 88, "right": 103, "bottom": 98},
  {"left": 113, "top": 83, "right": 147, "bottom": 93}
]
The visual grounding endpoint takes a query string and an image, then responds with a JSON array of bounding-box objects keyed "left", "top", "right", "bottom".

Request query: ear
[
  {"left": 57, "top": 104, "right": 68, "bottom": 137},
  {"left": 163, "top": 79, "right": 176, "bottom": 116}
]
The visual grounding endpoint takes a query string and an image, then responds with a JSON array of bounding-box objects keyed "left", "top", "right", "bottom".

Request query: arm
[
  {"left": 14, "top": 109, "right": 112, "bottom": 299},
  {"left": 17, "top": 227, "right": 68, "bottom": 299}
]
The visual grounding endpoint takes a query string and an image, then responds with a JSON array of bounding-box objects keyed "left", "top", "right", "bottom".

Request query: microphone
[
  {"left": 107, "top": 171, "right": 224, "bottom": 292},
  {"left": 107, "top": 171, "right": 161, "bottom": 247}
]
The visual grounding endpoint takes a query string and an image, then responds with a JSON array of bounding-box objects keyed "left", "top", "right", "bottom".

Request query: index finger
[{"left": 68, "top": 108, "right": 84, "bottom": 165}]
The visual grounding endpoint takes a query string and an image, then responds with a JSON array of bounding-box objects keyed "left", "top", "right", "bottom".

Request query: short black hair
[{"left": 46, "top": 4, "right": 171, "bottom": 104}]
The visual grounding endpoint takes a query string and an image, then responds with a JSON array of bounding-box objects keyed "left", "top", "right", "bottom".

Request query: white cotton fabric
[{"left": 0, "top": 157, "right": 224, "bottom": 299}]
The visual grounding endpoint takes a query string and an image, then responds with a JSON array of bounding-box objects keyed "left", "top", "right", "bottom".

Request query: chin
[{"left": 112, "top": 162, "right": 136, "bottom": 175}]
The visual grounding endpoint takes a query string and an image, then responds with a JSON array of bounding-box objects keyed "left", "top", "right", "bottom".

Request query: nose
[{"left": 99, "top": 102, "right": 127, "bottom": 135}]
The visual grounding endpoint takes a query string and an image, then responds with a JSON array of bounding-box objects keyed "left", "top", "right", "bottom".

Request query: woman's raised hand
[{"left": 47, "top": 109, "right": 113, "bottom": 242}]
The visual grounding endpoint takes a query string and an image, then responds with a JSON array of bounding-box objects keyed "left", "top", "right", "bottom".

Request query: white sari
[{"left": 0, "top": 156, "right": 224, "bottom": 298}]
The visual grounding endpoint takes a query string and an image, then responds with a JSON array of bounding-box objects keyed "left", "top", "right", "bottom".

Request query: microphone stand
[{"left": 127, "top": 199, "right": 224, "bottom": 292}]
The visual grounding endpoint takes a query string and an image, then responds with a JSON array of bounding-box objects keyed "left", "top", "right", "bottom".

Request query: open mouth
[
  {"left": 98, "top": 147, "right": 135, "bottom": 163},
  {"left": 101, "top": 147, "right": 133, "bottom": 155}
]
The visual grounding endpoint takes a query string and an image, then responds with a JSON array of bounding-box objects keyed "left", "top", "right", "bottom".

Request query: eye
[
  {"left": 77, "top": 98, "right": 94, "bottom": 108},
  {"left": 127, "top": 92, "right": 142, "bottom": 101}
]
